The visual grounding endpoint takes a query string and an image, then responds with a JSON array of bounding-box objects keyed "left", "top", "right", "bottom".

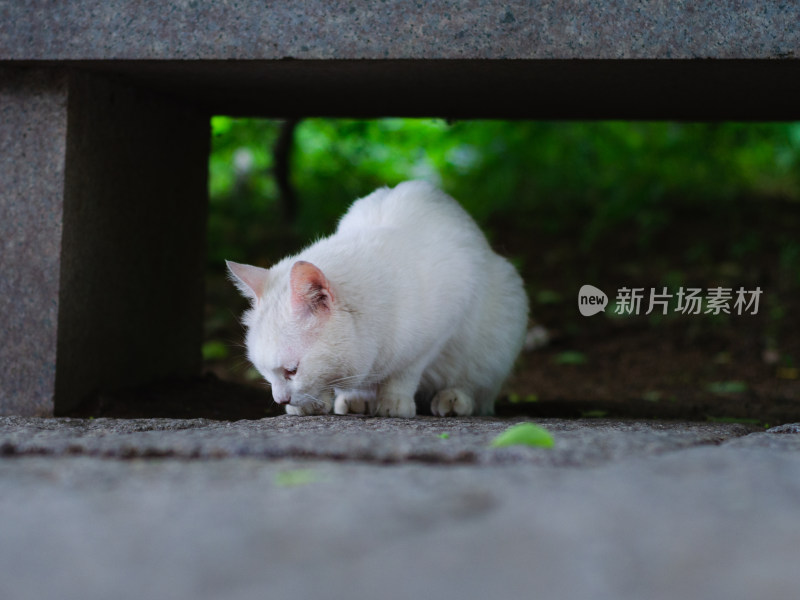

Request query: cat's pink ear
[
  {"left": 290, "top": 261, "right": 335, "bottom": 318},
  {"left": 226, "top": 260, "right": 270, "bottom": 301}
]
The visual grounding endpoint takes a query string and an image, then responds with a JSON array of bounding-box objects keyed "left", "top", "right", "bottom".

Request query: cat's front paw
[
  {"left": 333, "top": 391, "right": 373, "bottom": 415},
  {"left": 373, "top": 394, "right": 416, "bottom": 418},
  {"left": 284, "top": 395, "right": 333, "bottom": 416},
  {"left": 285, "top": 404, "right": 330, "bottom": 416},
  {"left": 431, "top": 388, "right": 475, "bottom": 417}
]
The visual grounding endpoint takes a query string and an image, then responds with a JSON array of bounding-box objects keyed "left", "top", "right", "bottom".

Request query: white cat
[{"left": 227, "top": 181, "right": 528, "bottom": 417}]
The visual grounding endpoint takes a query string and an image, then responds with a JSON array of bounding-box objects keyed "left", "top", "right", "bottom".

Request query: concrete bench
[{"left": 1, "top": 1, "right": 798, "bottom": 416}]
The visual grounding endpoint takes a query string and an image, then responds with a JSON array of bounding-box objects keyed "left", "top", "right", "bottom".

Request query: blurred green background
[
  {"left": 209, "top": 118, "right": 800, "bottom": 266},
  {"left": 205, "top": 118, "right": 800, "bottom": 419}
]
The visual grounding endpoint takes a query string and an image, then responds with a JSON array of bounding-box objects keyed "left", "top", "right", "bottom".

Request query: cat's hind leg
[
  {"left": 431, "top": 388, "right": 475, "bottom": 417},
  {"left": 333, "top": 389, "right": 375, "bottom": 415}
]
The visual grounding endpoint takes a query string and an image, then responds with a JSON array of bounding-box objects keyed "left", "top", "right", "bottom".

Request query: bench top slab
[{"left": 1, "top": 1, "right": 798, "bottom": 61}]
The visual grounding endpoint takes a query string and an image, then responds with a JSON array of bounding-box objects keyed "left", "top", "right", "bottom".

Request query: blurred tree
[{"left": 274, "top": 118, "right": 300, "bottom": 223}]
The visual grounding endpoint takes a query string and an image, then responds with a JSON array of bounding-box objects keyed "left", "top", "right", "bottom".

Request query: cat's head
[{"left": 226, "top": 259, "right": 357, "bottom": 412}]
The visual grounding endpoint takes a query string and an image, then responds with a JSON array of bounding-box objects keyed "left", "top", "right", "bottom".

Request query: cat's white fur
[{"left": 227, "top": 181, "right": 528, "bottom": 417}]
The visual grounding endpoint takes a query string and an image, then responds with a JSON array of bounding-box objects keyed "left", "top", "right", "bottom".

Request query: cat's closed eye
[{"left": 283, "top": 367, "right": 297, "bottom": 380}]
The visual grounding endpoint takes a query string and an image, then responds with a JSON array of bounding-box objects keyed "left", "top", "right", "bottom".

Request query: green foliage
[
  {"left": 208, "top": 118, "right": 800, "bottom": 268},
  {"left": 208, "top": 117, "right": 282, "bottom": 265},
  {"left": 201, "top": 340, "right": 229, "bottom": 361}
]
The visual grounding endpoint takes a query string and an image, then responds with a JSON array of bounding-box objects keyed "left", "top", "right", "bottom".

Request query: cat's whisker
[
  {"left": 228, "top": 308, "right": 248, "bottom": 333},
  {"left": 229, "top": 358, "right": 254, "bottom": 374},
  {"left": 326, "top": 373, "right": 382, "bottom": 387}
]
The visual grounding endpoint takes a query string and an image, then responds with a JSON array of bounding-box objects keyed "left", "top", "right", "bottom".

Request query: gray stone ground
[{"left": 1, "top": 416, "right": 800, "bottom": 600}]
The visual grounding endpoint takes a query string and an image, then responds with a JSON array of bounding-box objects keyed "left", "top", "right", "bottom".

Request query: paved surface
[{"left": 1, "top": 416, "right": 800, "bottom": 600}]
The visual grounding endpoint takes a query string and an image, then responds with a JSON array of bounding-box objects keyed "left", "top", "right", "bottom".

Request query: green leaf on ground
[
  {"left": 642, "top": 390, "right": 661, "bottom": 403},
  {"left": 489, "top": 423, "right": 554, "bottom": 449},
  {"left": 581, "top": 410, "right": 609, "bottom": 419},
  {"left": 706, "top": 381, "right": 748, "bottom": 394},
  {"left": 438, "top": 433, "right": 450, "bottom": 439},
  {"left": 553, "top": 351, "right": 588, "bottom": 365},
  {"left": 508, "top": 393, "right": 539, "bottom": 404},
  {"left": 274, "top": 469, "right": 321, "bottom": 488}
]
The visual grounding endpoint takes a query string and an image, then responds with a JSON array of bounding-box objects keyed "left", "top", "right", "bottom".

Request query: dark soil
[
  {"left": 70, "top": 198, "right": 800, "bottom": 425},
  {"left": 496, "top": 196, "right": 800, "bottom": 425}
]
